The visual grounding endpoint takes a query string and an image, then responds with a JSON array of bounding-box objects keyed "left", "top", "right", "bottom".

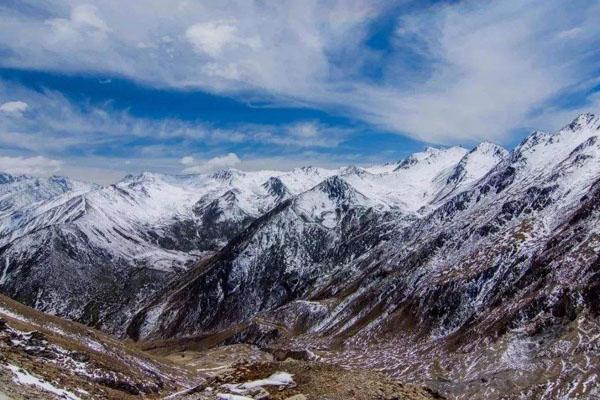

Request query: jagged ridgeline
[{"left": 2, "top": 113, "right": 600, "bottom": 398}]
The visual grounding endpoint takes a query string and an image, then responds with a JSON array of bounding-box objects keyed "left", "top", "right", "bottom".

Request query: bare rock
[{"left": 253, "top": 387, "right": 271, "bottom": 399}]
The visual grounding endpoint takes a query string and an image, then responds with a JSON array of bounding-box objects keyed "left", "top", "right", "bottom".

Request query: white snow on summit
[
  {"left": 0, "top": 143, "right": 511, "bottom": 259},
  {"left": 343, "top": 146, "right": 470, "bottom": 213},
  {"left": 512, "top": 113, "right": 600, "bottom": 174}
]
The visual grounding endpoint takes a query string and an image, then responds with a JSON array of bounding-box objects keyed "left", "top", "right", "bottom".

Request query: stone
[{"left": 253, "top": 387, "right": 271, "bottom": 399}]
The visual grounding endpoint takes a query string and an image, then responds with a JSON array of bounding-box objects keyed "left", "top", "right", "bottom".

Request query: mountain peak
[
  {"left": 120, "top": 171, "right": 164, "bottom": 184},
  {"left": 446, "top": 142, "right": 507, "bottom": 187},
  {"left": 395, "top": 146, "right": 467, "bottom": 171},
  {"left": 262, "top": 176, "right": 290, "bottom": 199},
  {"left": 513, "top": 130, "right": 551, "bottom": 155},
  {"left": 340, "top": 165, "right": 369, "bottom": 176},
  {"left": 471, "top": 142, "right": 508, "bottom": 156},
  {"left": 292, "top": 165, "right": 323, "bottom": 175},
  {"left": 564, "top": 113, "right": 597, "bottom": 132},
  {"left": 47, "top": 175, "right": 74, "bottom": 190},
  {"left": 0, "top": 172, "right": 35, "bottom": 184},
  {"left": 316, "top": 175, "right": 355, "bottom": 201},
  {"left": 0, "top": 172, "right": 17, "bottom": 184},
  {"left": 210, "top": 168, "right": 245, "bottom": 182}
]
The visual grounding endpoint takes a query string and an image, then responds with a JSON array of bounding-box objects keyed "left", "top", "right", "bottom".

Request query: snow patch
[
  {"left": 0, "top": 306, "right": 28, "bottom": 323},
  {"left": 0, "top": 256, "right": 9, "bottom": 285},
  {"left": 6, "top": 364, "right": 82, "bottom": 400},
  {"left": 217, "top": 394, "right": 254, "bottom": 400},
  {"left": 222, "top": 371, "right": 294, "bottom": 394}
]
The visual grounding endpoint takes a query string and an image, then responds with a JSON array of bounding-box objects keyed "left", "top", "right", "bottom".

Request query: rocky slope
[
  {"left": 0, "top": 294, "right": 435, "bottom": 400},
  {"left": 0, "top": 293, "right": 189, "bottom": 399},
  {"left": 0, "top": 167, "right": 338, "bottom": 332}
]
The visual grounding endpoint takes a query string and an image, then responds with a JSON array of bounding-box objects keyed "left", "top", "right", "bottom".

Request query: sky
[{"left": 1, "top": 0, "right": 600, "bottom": 184}]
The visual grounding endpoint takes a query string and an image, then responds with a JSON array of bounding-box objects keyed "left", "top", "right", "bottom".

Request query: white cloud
[
  {"left": 289, "top": 122, "right": 319, "bottom": 138},
  {"left": 329, "top": 0, "right": 600, "bottom": 143},
  {"left": 70, "top": 4, "right": 110, "bottom": 32},
  {"left": 186, "top": 20, "right": 260, "bottom": 57},
  {"left": 0, "top": 101, "right": 28, "bottom": 116},
  {"left": 0, "top": 83, "right": 211, "bottom": 153},
  {"left": 246, "top": 121, "right": 349, "bottom": 148},
  {"left": 0, "top": 80, "right": 348, "bottom": 155},
  {"left": 45, "top": 4, "right": 110, "bottom": 48},
  {"left": 179, "top": 156, "right": 195, "bottom": 165},
  {"left": 558, "top": 27, "right": 583, "bottom": 40},
  {"left": 182, "top": 153, "right": 241, "bottom": 174},
  {"left": 0, "top": 1, "right": 599, "bottom": 144},
  {"left": 0, "top": 0, "right": 375, "bottom": 112},
  {"left": 0, "top": 155, "right": 63, "bottom": 175},
  {"left": 0, "top": 81, "right": 359, "bottom": 182}
]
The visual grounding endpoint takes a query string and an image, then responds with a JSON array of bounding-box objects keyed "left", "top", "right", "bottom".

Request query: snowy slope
[
  {"left": 0, "top": 168, "right": 341, "bottom": 270},
  {"left": 0, "top": 174, "right": 94, "bottom": 210},
  {"left": 432, "top": 142, "right": 509, "bottom": 204},
  {"left": 128, "top": 113, "right": 600, "bottom": 399},
  {"left": 0, "top": 174, "right": 95, "bottom": 226},
  {"left": 0, "top": 166, "right": 351, "bottom": 332},
  {"left": 343, "top": 147, "right": 469, "bottom": 212},
  {"left": 0, "top": 147, "right": 504, "bottom": 273},
  {"left": 0, "top": 136, "right": 509, "bottom": 335}
]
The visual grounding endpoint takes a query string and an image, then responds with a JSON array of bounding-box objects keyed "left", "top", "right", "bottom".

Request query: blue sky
[{"left": 0, "top": 0, "right": 599, "bottom": 183}]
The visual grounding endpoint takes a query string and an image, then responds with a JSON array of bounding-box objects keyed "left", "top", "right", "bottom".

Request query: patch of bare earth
[
  {"left": 0, "top": 294, "right": 191, "bottom": 399},
  {"left": 157, "top": 343, "right": 440, "bottom": 400}
]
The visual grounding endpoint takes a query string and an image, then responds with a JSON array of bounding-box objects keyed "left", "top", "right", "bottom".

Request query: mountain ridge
[{"left": 2, "top": 113, "right": 600, "bottom": 398}]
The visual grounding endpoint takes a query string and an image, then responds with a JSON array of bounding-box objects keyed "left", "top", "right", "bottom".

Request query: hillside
[{"left": 0, "top": 294, "right": 435, "bottom": 400}]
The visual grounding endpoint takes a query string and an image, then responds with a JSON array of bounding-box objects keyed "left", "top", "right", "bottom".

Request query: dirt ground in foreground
[
  {"left": 234, "top": 359, "right": 443, "bottom": 400},
  {"left": 163, "top": 344, "right": 442, "bottom": 400}
]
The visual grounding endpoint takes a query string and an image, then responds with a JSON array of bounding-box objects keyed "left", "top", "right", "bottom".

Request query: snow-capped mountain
[
  {"left": 4, "top": 113, "right": 600, "bottom": 398},
  {"left": 0, "top": 166, "right": 347, "bottom": 331},
  {"left": 0, "top": 174, "right": 96, "bottom": 223},
  {"left": 0, "top": 142, "right": 503, "bottom": 333},
  {"left": 128, "top": 114, "right": 600, "bottom": 398}
]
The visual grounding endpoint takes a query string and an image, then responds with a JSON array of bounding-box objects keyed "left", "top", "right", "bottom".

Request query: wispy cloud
[
  {"left": 0, "top": 155, "right": 62, "bottom": 175},
  {"left": 186, "top": 20, "right": 261, "bottom": 58},
  {"left": 180, "top": 152, "right": 241, "bottom": 174},
  {"left": 341, "top": 0, "right": 600, "bottom": 143},
  {"left": 0, "top": 81, "right": 348, "bottom": 156},
  {"left": 0, "top": 80, "right": 357, "bottom": 182},
  {"left": 1, "top": 1, "right": 599, "bottom": 143}
]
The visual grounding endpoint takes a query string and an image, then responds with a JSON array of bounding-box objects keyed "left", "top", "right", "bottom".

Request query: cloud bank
[
  {"left": 0, "top": 81, "right": 355, "bottom": 182},
  {"left": 0, "top": 155, "right": 62, "bottom": 175}
]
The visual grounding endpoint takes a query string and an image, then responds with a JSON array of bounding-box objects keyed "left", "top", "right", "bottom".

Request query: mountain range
[{"left": 2, "top": 113, "right": 600, "bottom": 399}]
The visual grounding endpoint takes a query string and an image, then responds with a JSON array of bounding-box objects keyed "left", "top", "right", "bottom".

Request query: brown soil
[
  {"left": 229, "top": 359, "right": 443, "bottom": 400},
  {"left": 0, "top": 294, "right": 442, "bottom": 400}
]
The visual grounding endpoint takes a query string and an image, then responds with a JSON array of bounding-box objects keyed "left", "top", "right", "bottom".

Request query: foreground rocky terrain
[
  {"left": 3, "top": 113, "right": 600, "bottom": 398},
  {"left": 0, "top": 295, "right": 435, "bottom": 400}
]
